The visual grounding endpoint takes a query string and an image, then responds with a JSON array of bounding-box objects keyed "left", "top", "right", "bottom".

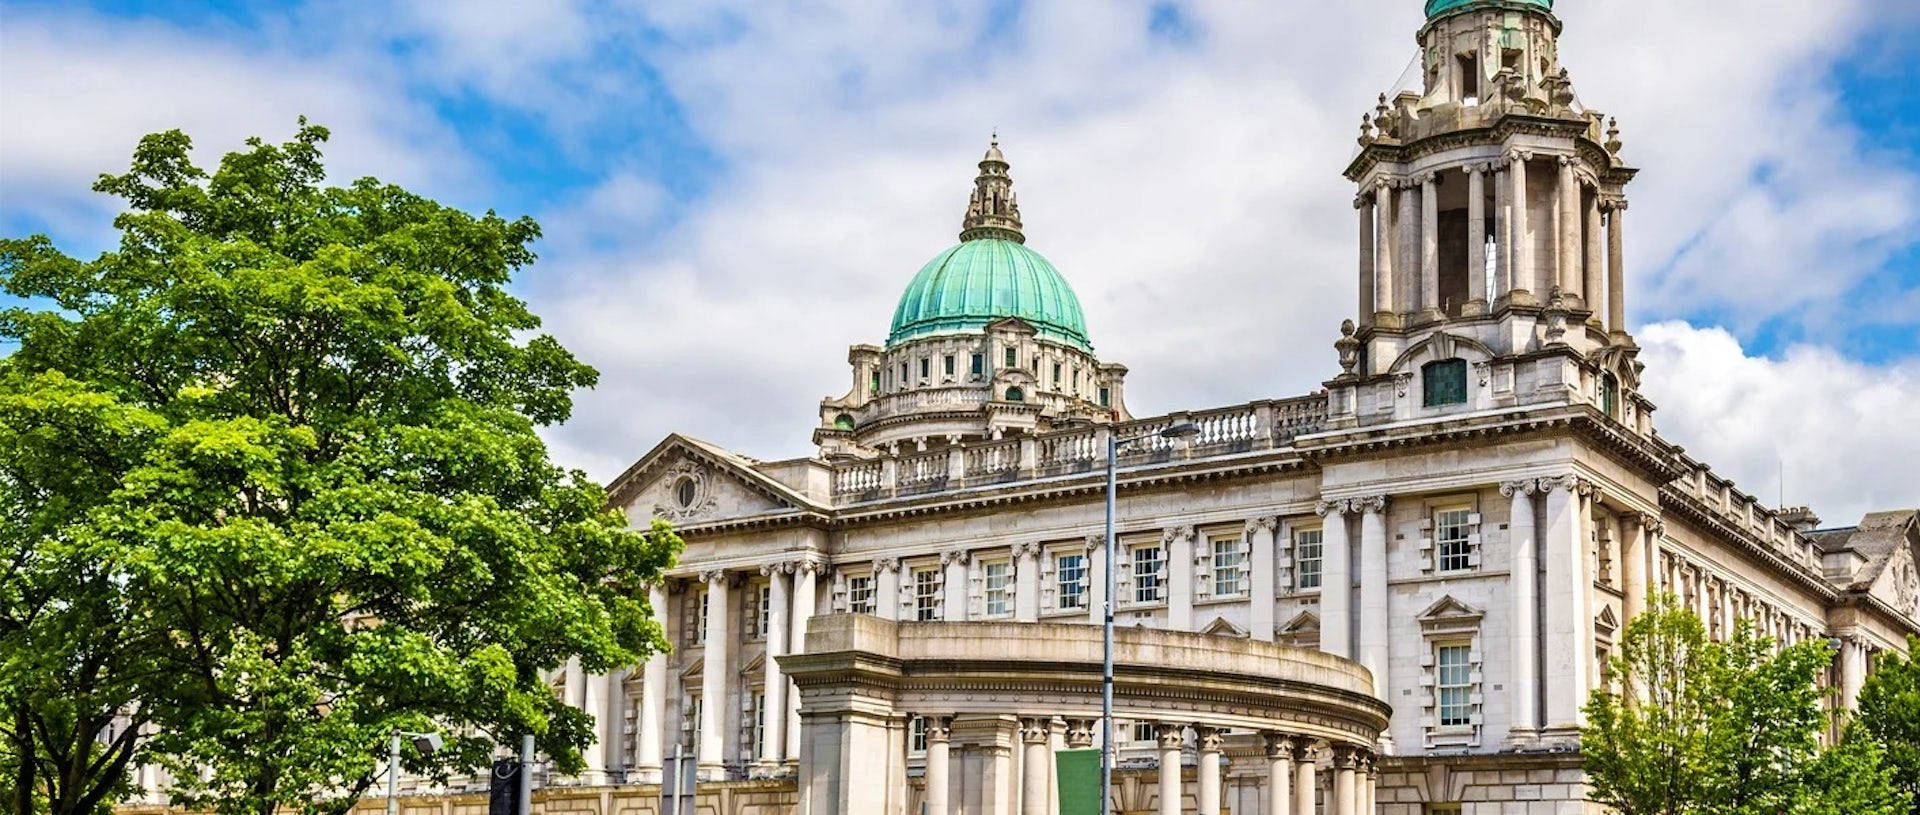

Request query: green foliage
[
  {"left": 1854, "top": 635, "right": 1920, "bottom": 814},
  {"left": 1583, "top": 593, "right": 1910, "bottom": 815},
  {"left": 0, "top": 122, "right": 681, "bottom": 815}
]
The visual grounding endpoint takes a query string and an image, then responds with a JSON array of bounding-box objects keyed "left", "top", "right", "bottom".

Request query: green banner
[{"left": 1056, "top": 748, "right": 1102, "bottom": 815}]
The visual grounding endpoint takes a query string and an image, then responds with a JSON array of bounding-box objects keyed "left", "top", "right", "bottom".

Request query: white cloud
[{"left": 1637, "top": 321, "right": 1920, "bottom": 526}]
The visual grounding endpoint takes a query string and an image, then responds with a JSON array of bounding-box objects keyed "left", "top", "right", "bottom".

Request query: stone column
[
  {"left": 1494, "top": 162, "right": 1512, "bottom": 300},
  {"left": 1374, "top": 181, "right": 1396, "bottom": 322},
  {"left": 1509, "top": 151, "right": 1532, "bottom": 300},
  {"left": 1358, "top": 193, "right": 1377, "bottom": 325},
  {"left": 1294, "top": 743, "right": 1317, "bottom": 815},
  {"left": 581, "top": 666, "right": 608, "bottom": 783},
  {"left": 1420, "top": 173, "right": 1440, "bottom": 319},
  {"left": 1157, "top": 724, "right": 1185, "bottom": 815},
  {"left": 758, "top": 563, "right": 792, "bottom": 772},
  {"left": 1501, "top": 479, "right": 1540, "bottom": 745},
  {"left": 1467, "top": 164, "right": 1488, "bottom": 314},
  {"left": 1557, "top": 156, "right": 1580, "bottom": 303},
  {"left": 1362, "top": 755, "right": 1377, "bottom": 815},
  {"left": 926, "top": 717, "right": 953, "bottom": 815},
  {"left": 1620, "top": 513, "right": 1649, "bottom": 626},
  {"left": 1021, "top": 719, "right": 1052, "bottom": 815},
  {"left": 1542, "top": 476, "right": 1593, "bottom": 742},
  {"left": 1167, "top": 525, "right": 1196, "bottom": 630},
  {"left": 1333, "top": 746, "right": 1358, "bottom": 815},
  {"left": 1607, "top": 201, "right": 1628, "bottom": 337},
  {"left": 1583, "top": 187, "right": 1604, "bottom": 324},
  {"left": 942, "top": 550, "right": 970, "bottom": 622},
  {"left": 1316, "top": 500, "right": 1353, "bottom": 658},
  {"left": 698, "top": 569, "right": 731, "bottom": 779},
  {"left": 1248, "top": 518, "right": 1278, "bottom": 642},
  {"left": 873, "top": 558, "right": 901, "bottom": 621},
  {"left": 1357, "top": 496, "right": 1391, "bottom": 710},
  {"left": 1086, "top": 535, "right": 1107, "bottom": 626},
  {"left": 786, "top": 560, "right": 819, "bottom": 766},
  {"left": 1196, "top": 727, "right": 1224, "bottom": 815},
  {"left": 1398, "top": 178, "right": 1420, "bottom": 316},
  {"left": 1839, "top": 636, "right": 1870, "bottom": 709},
  {"left": 1014, "top": 543, "right": 1041, "bottom": 621},
  {"left": 1264, "top": 734, "right": 1296, "bottom": 815},
  {"left": 635, "top": 582, "right": 668, "bottom": 783}
]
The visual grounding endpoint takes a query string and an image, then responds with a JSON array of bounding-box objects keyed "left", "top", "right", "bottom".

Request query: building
[{"left": 134, "top": 1, "right": 1917, "bottom": 814}]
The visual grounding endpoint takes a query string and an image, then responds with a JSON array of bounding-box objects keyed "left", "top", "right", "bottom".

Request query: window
[
  {"left": 971, "top": 353, "right": 985, "bottom": 377},
  {"left": 1052, "top": 362, "right": 1062, "bottom": 385},
  {"left": 683, "top": 695, "right": 702, "bottom": 750},
  {"left": 674, "top": 477, "right": 697, "bottom": 508},
  {"left": 758, "top": 583, "right": 773, "bottom": 638},
  {"left": 1437, "top": 644, "right": 1473, "bottom": 727},
  {"left": 870, "top": 370, "right": 879, "bottom": 395},
  {"left": 1211, "top": 536, "right": 1246, "bottom": 596},
  {"left": 943, "top": 355, "right": 955, "bottom": 377},
  {"left": 750, "top": 692, "right": 765, "bottom": 756},
  {"left": 1004, "top": 386, "right": 1024, "bottom": 402},
  {"left": 1129, "top": 721, "right": 1156, "bottom": 744},
  {"left": 1004, "top": 347, "right": 1017, "bottom": 367},
  {"left": 696, "top": 591, "right": 710, "bottom": 643},
  {"left": 1601, "top": 372, "right": 1620, "bottom": 418},
  {"left": 920, "top": 358, "right": 930, "bottom": 380},
  {"left": 1132, "top": 545, "right": 1164, "bottom": 603},
  {"left": 847, "top": 574, "right": 875, "bottom": 614},
  {"left": 1422, "top": 358, "right": 1468, "bottom": 407},
  {"left": 908, "top": 716, "right": 928, "bottom": 754},
  {"left": 1071, "top": 368, "right": 1080, "bottom": 390},
  {"left": 1427, "top": 805, "right": 1463, "bottom": 815},
  {"left": 1294, "top": 528, "right": 1324, "bottom": 590},
  {"left": 1098, "top": 387, "right": 1111, "bottom": 407},
  {"left": 983, "top": 561, "right": 1012, "bottom": 617},
  {"left": 899, "top": 362, "right": 908, "bottom": 388},
  {"left": 1435, "top": 507, "right": 1474, "bottom": 573},
  {"left": 1056, "top": 553, "right": 1088, "bottom": 610},
  {"left": 913, "top": 569, "right": 941, "bottom": 621}
]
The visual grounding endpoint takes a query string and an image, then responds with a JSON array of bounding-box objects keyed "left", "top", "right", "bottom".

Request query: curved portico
[{"left": 782, "top": 615, "right": 1390, "bottom": 815}]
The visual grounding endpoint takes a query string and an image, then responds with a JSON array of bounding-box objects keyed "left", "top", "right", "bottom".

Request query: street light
[
  {"left": 1100, "top": 421, "right": 1199, "bottom": 815},
  {"left": 386, "top": 729, "right": 444, "bottom": 815}
]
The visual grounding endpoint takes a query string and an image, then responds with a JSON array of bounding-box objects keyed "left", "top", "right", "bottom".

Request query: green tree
[
  {"left": 1854, "top": 634, "right": 1920, "bottom": 814},
  {"left": 0, "top": 122, "right": 680, "bottom": 815},
  {"left": 1584, "top": 593, "right": 1908, "bottom": 814}
]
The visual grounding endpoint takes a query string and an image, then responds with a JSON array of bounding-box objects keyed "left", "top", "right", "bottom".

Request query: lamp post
[
  {"left": 386, "top": 729, "right": 444, "bottom": 815},
  {"left": 1101, "top": 421, "right": 1200, "bottom": 815}
]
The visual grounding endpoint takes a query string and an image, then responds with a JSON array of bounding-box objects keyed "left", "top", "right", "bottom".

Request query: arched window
[
  {"left": 1004, "top": 386, "right": 1025, "bottom": 402},
  {"left": 1422, "top": 359, "right": 1468, "bottom": 407},
  {"left": 1600, "top": 373, "right": 1620, "bottom": 419},
  {"left": 833, "top": 413, "right": 855, "bottom": 431}
]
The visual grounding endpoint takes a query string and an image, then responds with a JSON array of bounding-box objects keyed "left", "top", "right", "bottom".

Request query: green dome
[
  {"left": 1425, "top": 0, "right": 1551, "bottom": 17},
  {"left": 888, "top": 239, "right": 1091, "bottom": 351}
]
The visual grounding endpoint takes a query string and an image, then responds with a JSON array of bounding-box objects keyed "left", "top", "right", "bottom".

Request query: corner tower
[
  {"left": 815, "top": 138, "right": 1131, "bottom": 459},
  {"left": 1326, "top": 0, "right": 1648, "bottom": 435}
]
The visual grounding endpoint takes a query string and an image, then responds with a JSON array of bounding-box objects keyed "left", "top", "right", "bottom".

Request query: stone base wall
[
  {"left": 119, "top": 780, "right": 800, "bottom": 815},
  {"left": 1376, "top": 753, "right": 1602, "bottom": 815}
]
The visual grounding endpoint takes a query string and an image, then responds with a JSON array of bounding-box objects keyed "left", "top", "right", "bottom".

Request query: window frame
[
  {"left": 1130, "top": 543, "right": 1165, "bottom": 605},
  {"left": 1293, "top": 527, "right": 1324, "bottom": 591},
  {"left": 1433, "top": 505, "right": 1475, "bottom": 573},
  {"left": 1422, "top": 358, "right": 1469, "bottom": 407},
  {"left": 1055, "top": 552, "right": 1088, "bottom": 610},
  {"left": 1435, "top": 641, "right": 1474, "bottom": 729},
  {"left": 1210, "top": 535, "right": 1247, "bottom": 597},
  {"left": 982, "top": 559, "right": 1013, "bottom": 618},
  {"left": 912, "top": 568, "right": 941, "bottom": 622},
  {"left": 846, "top": 573, "right": 875, "bottom": 615}
]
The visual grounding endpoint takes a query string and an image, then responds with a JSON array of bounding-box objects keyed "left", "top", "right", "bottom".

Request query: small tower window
[
  {"left": 971, "top": 353, "right": 985, "bottom": 377},
  {"left": 869, "top": 370, "right": 879, "bottom": 396},
  {"left": 1458, "top": 52, "right": 1480, "bottom": 104},
  {"left": 1052, "top": 362, "right": 1062, "bottom": 386},
  {"left": 833, "top": 414, "right": 855, "bottom": 431},
  {"left": 1004, "top": 347, "right": 1017, "bottom": 368},
  {"left": 1004, "top": 386, "right": 1025, "bottom": 402},
  {"left": 1601, "top": 373, "right": 1620, "bottom": 419},
  {"left": 899, "top": 363, "right": 908, "bottom": 389},
  {"left": 1099, "top": 387, "right": 1111, "bottom": 407},
  {"left": 920, "top": 358, "right": 930, "bottom": 380},
  {"left": 943, "top": 355, "right": 955, "bottom": 377},
  {"left": 1422, "top": 359, "right": 1469, "bottom": 407}
]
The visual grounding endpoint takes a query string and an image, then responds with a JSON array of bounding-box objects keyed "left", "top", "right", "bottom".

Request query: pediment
[
  {"left": 1416, "top": 595, "right": 1485, "bottom": 629},
  {"left": 985, "top": 316, "right": 1039, "bottom": 337},
  {"left": 1873, "top": 542, "right": 1920, "bottom": 622},
  {"left": 606, "top": 434, "right": 823, "bottom": 527},
  {"left": 1200, "top": 616, "right": 1249, "bottom": 638},
  {"left": 1386, "top": 330, "right": 1496, "bottom": 375},
  {"left": 1595, "top": 604, "right": 1620, "bottom": 633},
  {"left": 1280, "top": 610, "right": 1320, "bottom": 633}
]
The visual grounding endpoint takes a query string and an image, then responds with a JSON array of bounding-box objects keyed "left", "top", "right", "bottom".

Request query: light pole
[
  {"left": 1101, "top": 421, "right": 1199, "bottom": 815},
  {"left": 385, "top": 729, "right": 444, "bottom": 815}
]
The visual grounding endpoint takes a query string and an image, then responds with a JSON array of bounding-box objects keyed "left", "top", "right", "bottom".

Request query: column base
[
  {"left": 697, "top": 764, "right": 728, "bottom": 782},
  {"left": 1461, "top": 298, "right": 1489, "bottom": 317},
  {"left": 1505, "top": 289, "right": 1537, "bottom": 308},
  {"left": 1608, "top": 329, "right": 1637, "bottom": 348},
  {"left": 1536, "top": 726, "right": 1580, "bottom": 750},
  {"left": 629, "top": 767, "right": 664, "bottom": 785},
  {"left": 1501, "top": 728, "right": 1540, "bottom": 751},
  {"left": 1372, "top": 310, "right": 1403, "bottom": 329},
  {"left": 1413, "top": 308, "right": 1445, "bottom": 326}
]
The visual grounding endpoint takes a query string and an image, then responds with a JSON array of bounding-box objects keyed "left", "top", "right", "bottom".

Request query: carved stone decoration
[
  {"left": 1244, "top": 516, "right": 1278, "bottom": 536},
  {"left": 1353, "top": 495, "right": 1390, "bottom": 515},
  {"left": 1015, "top": 541, "right": 1043, "bottom": 560},
  {"left": 1336, "top": 319, "right": 1361, "bottom": 376},
  {"left": 1542, "top": 286, "right": 1570, "bottom": 347},
  {"left": 1892, "top": 553, "right": 1919, "bottom": 617},
  {"left": 759, "top": 561, "right": 795, "bottom": 577},
  {"left": 654, "top": 460, "right": 719, "bottom": 522},
  {"left": 1315, "top": 498, "right": 1349, "bottom": 518},
  {"left": 1065, "top": 719, "right": 1098, "bottom": 749},
  {"left": 1155, "top": 723, "right": 1187, "bottom": 750},
  {"left": 939, "top": 549, "right": 971, "bottom": 567},
  {"left": 871, "top": 557, "right": 901, "bottom": 574},
  {"left": 1499, "top": 478, "right": 1541, "bottom": 497},
  {"left": 1163, "top": 525, "right": 1195, "bottom": 545}
]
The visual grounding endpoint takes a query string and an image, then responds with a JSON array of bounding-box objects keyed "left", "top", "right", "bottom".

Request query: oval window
[{"left": 674, "top": 477, "right": 698, "bottom": 508}]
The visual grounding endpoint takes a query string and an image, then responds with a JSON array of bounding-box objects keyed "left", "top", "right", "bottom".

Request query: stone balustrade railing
[
  {"left": 829, "top": 394, "right": 1330, "bottom": 501},
  {"left": 1665, "top": 454, "right": 1820, "bottom": 573}
]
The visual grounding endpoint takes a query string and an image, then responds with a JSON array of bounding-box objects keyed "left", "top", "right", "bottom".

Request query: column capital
[
  {"left": 1020, "top": 718, "right": 1053, "bottom": 744},
  {"left": 1154, "top": 722, "right": 1187, "bottom": 750},
  {"left": 1162, "top": 524, "right": 1195, "bottom": 545},
  {"left": 1507, "top": 148, "right": 1533, "bottom": 163},
  {"left": 871, "top": 556, "right": 901, "bottom": 574},
  {"left": 939, "top": 548, "right": 971, "bottom": 567},
  {"left": 1419, "top": 172, "right": 1439, "bottom": 186},
  {"left": 1353, "top": 494, "right": 1389, "bottom": 515},
  {"left": 1290, "top": 740, "right": 1317, "bottom": 763},
  {"left": 1262, "top": 732, "right": 1299, "bottom": 759},
  {"left": 1064, "top": 719, "right": 1098, "bottom": 749},
  {"left": 1557, "top": 154, "right": 1575, "bottom": 167},
  {"left": 1544, "top": 473, "right": 1597, "bottom": 496},
  {"left": 1244, "top": 516, "right": 1279, "bottom": 536},
  {"left": 1499, "top": 478, "right": 1542, "bottom": 497},
  {"left": 1083, "top": 533, "right": 1105, "bottom": 554},
  {"left": 793, "top": 558, "right": 825, "bottom": 577},
  {"left": 1315, "top": 498, "right": 1349, "bottom": 518},
  {"left": 759, "top": 561, "right": 795, "bottom": 577},
  {"left": 1354, "top": 193, "right": 1373, "bottom": 210},
  {"left": 1194, "top": 726, "right": 1226, "bottom": 752},
  {"left": 698, "top": 568, "right": 734, "bottom": 587},
  {"left": 924, "top": 715, "right": 953, "bottom": 744},
  {"left": 1014, "top": 541, "right": 1043, "bottom": 560},
  {"left": 1330, "top": 744, "right": 1360, "bottom": 769}
]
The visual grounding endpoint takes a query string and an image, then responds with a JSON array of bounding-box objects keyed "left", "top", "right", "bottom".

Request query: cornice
[
  {"left": 1344, "top": 114, "right": 1626, "bottom": 181},
  {"left": 1656, "top": 490, "right": 1838, "bottom": 602}
]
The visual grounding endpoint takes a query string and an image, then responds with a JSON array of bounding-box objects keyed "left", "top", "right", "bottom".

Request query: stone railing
[
  {"left": 829, "top": 395, "right": 1330, "bottom": 501},
  {"left": 1664, "top": 454, "right": 1819, "bottom": 572}
]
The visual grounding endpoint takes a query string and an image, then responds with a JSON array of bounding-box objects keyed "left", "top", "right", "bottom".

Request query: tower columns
[
  {"left": 1508, "top": 152, "right": 1532, "bottom": 302},
  {"left": 1374, "top": 181, "right": 1397, "bottom": 322},
  {"left": 1316, "top": 499, "right": 1353, "bottom": 658},
  {"left": 1358, "top": 194, "right": 1376, "bottom": 326},
  {"left": 1398, "top": 178, "right": 1419, "bottom": 317},
  {"left": 1420, "top": 173, "right": 1441, "bottom": 320},
  {"left": 1583, "top": 186, "right": 1604, "bottom": 325},
  {"left": 1501, "top": 480, "right": 1541, "bottom": 747},
  {"left": 1607, "top": 201, "right": 1628, "bottom": 338},
  {"left": 1494, "top": 162, "right": 1512, "bottom": 300},
  {"left": 1556, "top": 156, "right": 1580, "bottom": 304},
  {"left": 1467, "top": 164, "right": 1488, "bottom": 314}
]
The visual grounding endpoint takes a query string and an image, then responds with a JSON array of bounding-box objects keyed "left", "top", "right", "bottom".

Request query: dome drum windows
[{"left": 1422, "top": 358, "right": 1469, "bottom": 407}]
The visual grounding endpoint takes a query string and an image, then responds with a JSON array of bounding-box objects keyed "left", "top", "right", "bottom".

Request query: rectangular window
[
  {"left": 847, "top": 575, "right": 875, "bottom": 614},
  {"left": 1211, "top": 536, "right": 1246, "bottom": 596},
  {"left": 758, "top": 583, "right": 772, "bottom": 638},
  {"left": 909, "top": 716, "right": 928, "bottom": 754},
  {"left": 920, "top": 358, "right": 930, "bottom": 380},
  {"left": 1437, "top": 643, "right": 1473, "bottom": 727},
  {"left": 1422, "top": 358, "right": 1469, "bottom": 407},
  {"left": 1098, "top": 387, "right": 1111, "bottom": 407},
  {"left": 1004, "top": 347, "right": 1017, "bottom": 368},
  {"left": 983, "top": 560, "right": 1012, "bottom": 617},
  {"left": 971, "top": 353, "right": 985, "bottom": 376},
  {"left": 913, "top": 569, "right": 941, "bottom": 621},
  {"left": 900, "top": 362, "right": 909, "bottom": 388},
  {"left": 1129, "top": 721, "right": 1155, "bottom": 744},
  {"left": 696, "top": 592, "right": 710, "bottom": 643},
  {"left": 1294, "top": 528, "right": 1324, "bottom": 590},
  {"left": 1072, "top": 368, "right": 1080, "bottom": 390},
  {"left": 1426, "top": 805, "right": 1463, "bottom": 815},
  {"left": 944, "top": 355, "right": 955, "bottom": 377},
  {"left": 1052, "top": 362, "right": 1062, "bottom": 385},
  {"left": 1132, "top": 545, "right": 1164, "bottom": 604},
  {"left": 1435, "top": 507, "right": 1473, "bottom": 572},
  {"left": 751, "top": 692, "right": 765, "bottom": 756},
  {"left": 869, "top": 370, "right": 879, "bottom": 395},
  {"left": 1056, "top": 553, "right": 1087, "bottom": 610}
]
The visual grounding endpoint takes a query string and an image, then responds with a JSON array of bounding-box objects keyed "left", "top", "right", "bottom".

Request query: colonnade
[
  {"left": 1355, "top": 152, "right": 1627, "bottom": 332},
  {"left": 911, "top": 715, "right": 1376, "bottom": 815}
]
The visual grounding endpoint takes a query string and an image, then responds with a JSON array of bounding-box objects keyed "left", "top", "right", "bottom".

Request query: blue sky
[{"left": 3, "top": 0, "right": 1918, "bottom": 521}]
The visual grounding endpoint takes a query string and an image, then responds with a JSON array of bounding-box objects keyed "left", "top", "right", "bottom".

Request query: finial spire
[{"left": 962, "top": 133, "right": 1023, "bottom": 243}]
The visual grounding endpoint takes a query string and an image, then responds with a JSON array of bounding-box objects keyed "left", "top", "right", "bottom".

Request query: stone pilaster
[{"left": 1316, "top": 498, "right": 1354, "bottom": 658}]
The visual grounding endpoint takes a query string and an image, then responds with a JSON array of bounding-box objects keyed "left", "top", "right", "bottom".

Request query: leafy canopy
[
  {"left": 0, "top": 122, "right": 680, "bottom": 815},
  {"left": 1854, "top": 634, "right": 1920, "bottom": 815}
]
